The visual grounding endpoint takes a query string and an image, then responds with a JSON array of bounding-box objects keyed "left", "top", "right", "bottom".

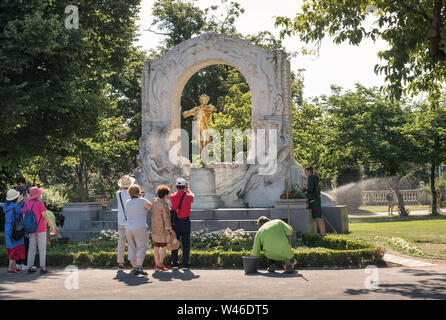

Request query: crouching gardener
[{"left": 251, "top": 216, "right": 296, "bottom": 273}]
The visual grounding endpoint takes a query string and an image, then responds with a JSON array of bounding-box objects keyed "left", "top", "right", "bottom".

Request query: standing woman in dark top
[{"left": 302, "top": 166, "right": 326, "bottom": 235}]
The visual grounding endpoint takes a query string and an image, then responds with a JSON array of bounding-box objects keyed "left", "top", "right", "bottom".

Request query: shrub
[
  {"left": 302, "top": 233, "right": 372, "bottom": 250},
  {"left": 191, "top": 228, "right": 253, "bottom": 251},
  {"left": 41, "top": 186, "right": 68, "bottom": 212}
]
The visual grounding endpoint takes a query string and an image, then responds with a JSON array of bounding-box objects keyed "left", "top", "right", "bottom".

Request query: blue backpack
[{"left": 23, "top": 202, "right": 42, "bottom": 233}]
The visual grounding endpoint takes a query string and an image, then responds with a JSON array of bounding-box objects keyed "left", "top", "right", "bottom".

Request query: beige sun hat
[
  {"left": 6, "top": 189, "right": 20, "bottom": 201},
  {"left": 118, "top": 175, "right": 136, "bottom": 188}
]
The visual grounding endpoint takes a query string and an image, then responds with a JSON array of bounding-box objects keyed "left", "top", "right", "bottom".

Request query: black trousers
[{"left": 171, "top": 219, "right": 191, "bottom": 268}]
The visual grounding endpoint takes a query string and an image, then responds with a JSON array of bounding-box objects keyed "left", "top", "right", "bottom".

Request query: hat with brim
[
  {"left": 27, "top": 187, "right": 44, "bottom": 200},
  {"left": 6, "top": 189, "right": 20, "bottom": 201},
  {"left": 176, "top": 178, "right": 187, "bottom": 187},
  {"left": 118, "top": 175, "right": 136, "bottom": 188}
]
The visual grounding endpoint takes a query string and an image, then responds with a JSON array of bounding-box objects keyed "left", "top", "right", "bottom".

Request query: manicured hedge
[
  {"left": 0, "top": 233, "right": 384, "bottom": 268},
  {"left": 0, "top": 247, "right": 383, "bottom": 269},
  {"left": 301, "top": 233, "right": 373, "bottom": 250}
]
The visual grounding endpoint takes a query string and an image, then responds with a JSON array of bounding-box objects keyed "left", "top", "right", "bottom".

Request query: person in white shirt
[
  {"left": 116, "top": 175, "right": 135, "bottom": 270},
  {"left": 125, "top": 184, "right": 152, "bottom": 276}
]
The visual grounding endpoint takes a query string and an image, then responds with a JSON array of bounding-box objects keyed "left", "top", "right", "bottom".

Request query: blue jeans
[{"left": 171, "top": 218, "right": 191, "bottom": 268}]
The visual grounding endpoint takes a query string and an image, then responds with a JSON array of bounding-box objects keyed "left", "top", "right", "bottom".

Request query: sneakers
[
  {"left": 182, "top": 267, "right": 190, "bottom": 271},
  {"left": 138, "top": 268, "right": 148, "bottom": 276},
  {"left": 7, "top": 270, "right": 18, "bottom": 274},
  {"left": 267, "top": 264, "right": 276, "bottom": 273},
  {"left": 40, "top": 268, "right": 49, "bottom": 275},
  {"left": 171, "top": 264, "right": 179, "bottom": 270},
  {"left": 118, "top": 264, "right": 124, "bottom": 271},
  {"left": 27, "top": 268, "right": 37, "bottom": 275},
  {"left": 155, "top": 265, "right": 168, "bottom": 271},
  {"left": 132, "top": 267, "right": 148, "bottom": 276}
]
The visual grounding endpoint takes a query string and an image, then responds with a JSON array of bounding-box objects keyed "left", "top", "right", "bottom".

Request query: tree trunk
[
  {"left": 431, "top": 159, "right": 438, "bottom": 215},
  {"left": 394, "top": 187, "right": 408, "bottom": 216}
]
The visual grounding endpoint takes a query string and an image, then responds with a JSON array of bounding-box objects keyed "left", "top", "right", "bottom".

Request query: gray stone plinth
[
  {"left": 272, "top": 207, "right": 317, "bottom": 234},
  {"left": 323, "top": 205, "right": 349, "bottom": 233},
  {"left": 190, "top": 167, "right": 224, "bottom": 209},
  {"left": 274, "top": 199, "right": 308, "bottom": 209},
  {"left": 60, "top": 202, "right": 102, "bottom": 230}
]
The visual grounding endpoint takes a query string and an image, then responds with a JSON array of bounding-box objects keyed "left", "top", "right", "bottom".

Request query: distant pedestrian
[
  {"left": 3, "top": 189, "right": 26, "bottom": 274},
  {"left": 302, "top": 166, "right": 325, "bottom": 234},
  {"left": 116, "top": 174, "right": 135, "bottom": 270},
  {"left": 170, "top": 178, "right": 194, "bottom": 270},
  {"left": 386, "top": 190, "right": 395, "bottom": 216},
  {"left": 151, "top": 185, "right": 175, "bottom": 271},
  {"left": 125, "top": 184, "right": 152, "bottom": 276},
  {"left": 436, "top": 188, "right": 442, "bottom": 211},
  {"left": 23, "top": 187, "right": 56, "bottom": 274},
  {"left": 252, "top": 217, "right": 296, "bottom": 273}
]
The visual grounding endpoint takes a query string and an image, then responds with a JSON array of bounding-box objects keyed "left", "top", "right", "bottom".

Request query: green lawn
[
  {"left": 354, "top": 204, "right": 434, "bottom": 214},
  {"left": 344, "top": 214, "right": 446, "bottom": 260}
]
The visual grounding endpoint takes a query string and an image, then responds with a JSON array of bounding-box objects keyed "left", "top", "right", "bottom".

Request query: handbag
[
  {"left": 170, "top": 192, "right": 186, "bottom": 228},
  {"left": 166, "top": 233, "right": 181, "bottom": 251}
]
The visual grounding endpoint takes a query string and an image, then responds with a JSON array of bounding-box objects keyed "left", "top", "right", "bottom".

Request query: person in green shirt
[
  {"left": 45, "top": 210, "right": 60, "bottom": 245},
  {"left": 302, "top": 166, "right": 326, "bottom": 235},
  {"left": 251, "top": 216, "right": 296, "bottom": 273}
]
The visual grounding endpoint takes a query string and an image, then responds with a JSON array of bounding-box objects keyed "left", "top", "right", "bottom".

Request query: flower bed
[{"left": 0, "top": 230, "right": 384, "bottom": 268}]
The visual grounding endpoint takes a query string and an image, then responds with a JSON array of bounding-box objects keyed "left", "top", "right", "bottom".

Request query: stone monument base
[{"left": 190, "top": 167, "right": 224, "bottom": 209}]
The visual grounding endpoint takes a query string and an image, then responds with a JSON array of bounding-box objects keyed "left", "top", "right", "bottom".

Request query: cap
[{"left": 176, "top": 178, "right": 187, "bottom": 187}]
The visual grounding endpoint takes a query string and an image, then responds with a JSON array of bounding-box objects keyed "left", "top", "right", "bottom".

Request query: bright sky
[{"left": 136, "top": 0, "right": 390, "bottom": 99}]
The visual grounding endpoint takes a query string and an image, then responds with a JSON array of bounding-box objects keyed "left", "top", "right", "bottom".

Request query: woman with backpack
[
  {"left": 3, "top": 189, "right": 26, "bottom": 274},
  {"left": 23, "top": 187, "right": 56, "bottom": 275}
]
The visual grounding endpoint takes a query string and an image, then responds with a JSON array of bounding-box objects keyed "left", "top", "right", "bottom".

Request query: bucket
[{"left": 242, "top": 256, "right": 258, "bottom": 274}]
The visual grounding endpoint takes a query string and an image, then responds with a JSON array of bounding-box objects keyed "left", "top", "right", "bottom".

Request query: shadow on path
[
  {"left": 344, "top": 268, "right": 446, "bottom": 299},
  {"left": 245, "top": 270, "right": 309, "bottom": 281},
  {"left": 151, "top": 269, "right": 200, "bottom": 282},
  {"left": 113, "top": 270, "right": 151, "bottom": 286}
]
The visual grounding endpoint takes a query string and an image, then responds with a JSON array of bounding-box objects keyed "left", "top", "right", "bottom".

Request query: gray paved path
[
  {"left": 1, "top": 265, "right": 445, "bottom": 300},
  {"left": 349, "top": 208, "right": 445, "bottom": 217}
]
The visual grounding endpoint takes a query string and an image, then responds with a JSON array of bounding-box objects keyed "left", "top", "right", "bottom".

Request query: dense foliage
[{"left": 0, "top": 0, "right": 444, "bottom": 213}]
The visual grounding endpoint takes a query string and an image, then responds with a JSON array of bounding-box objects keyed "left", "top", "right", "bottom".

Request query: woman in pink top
[{"left": 22, "top": 187, "right": 56, "bottom": 275}]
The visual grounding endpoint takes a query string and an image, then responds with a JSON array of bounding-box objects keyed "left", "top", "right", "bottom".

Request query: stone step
[
  {"left": 89, "top": 220, "right": 119, "bottom": 231},
  {"left": 191, "top": 208, "right": 272, "bottom": 220},
  {"left": 191, "top": 219, "right": 258, "bottom": 231},
  {"left": 58, "top": 230, "right": 101, "bottom": 241},
  {"left": 97, "top": 210, "right": 118, "bottom": 221},
  {"left": 95, "top": 208, "right": 272, "bottom": 222}
]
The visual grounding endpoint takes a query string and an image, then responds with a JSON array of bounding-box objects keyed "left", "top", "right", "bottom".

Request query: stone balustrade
[{"left": 362, "top": 190, "right": 424, "bottom": 205}]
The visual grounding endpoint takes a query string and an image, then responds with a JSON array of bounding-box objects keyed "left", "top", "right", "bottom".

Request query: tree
[
  {"left": 0, "top": 0, "right": 143, "bottom": 197},
  {"left": 403, "top": 97, "right": 446, "bottom": 214},
  {"left": 276, "top": 1, "right": 446, "bottom": 213}
]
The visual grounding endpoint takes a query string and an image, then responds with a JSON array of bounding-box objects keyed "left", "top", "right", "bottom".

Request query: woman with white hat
[
  {"left": 116, "top": 174, "right": 135, "bottom": 270},
  {"left": 3, "top": 189, "right": 26, "bottom": 274},
  {"left": 22, "top": 187, "right": 56, "bottom": 274}
]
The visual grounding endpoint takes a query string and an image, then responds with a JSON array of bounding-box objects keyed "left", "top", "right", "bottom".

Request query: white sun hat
[
  {"left": 118, "top": 175, "right": 136, "bottom": 188},
  {"left": 6, "top": 189, "right": 20, "bottom": 201}
]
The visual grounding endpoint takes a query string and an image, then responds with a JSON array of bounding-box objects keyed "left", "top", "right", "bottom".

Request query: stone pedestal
[
  {"left": 190, "top": 167, "right": 224, "bottom": 209},
  {"left": 323, "top": 205, "right": 349, "bottom": 233},
  {"left": 272, "top": 199, "right": 317, "bottom": 234}
]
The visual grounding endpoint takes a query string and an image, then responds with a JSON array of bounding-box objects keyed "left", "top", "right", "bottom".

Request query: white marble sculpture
[{"left": 135, "top": 32, "right": 304, "bottom": 207}]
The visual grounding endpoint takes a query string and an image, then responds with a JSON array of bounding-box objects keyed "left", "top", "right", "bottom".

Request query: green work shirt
[{"left": 252, "top": 219, "right": 294, "bottom": 261}]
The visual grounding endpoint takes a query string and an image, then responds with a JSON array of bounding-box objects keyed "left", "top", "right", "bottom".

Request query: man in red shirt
[{"left": 170, "top": 178, "right": 194, "bottom": 270}]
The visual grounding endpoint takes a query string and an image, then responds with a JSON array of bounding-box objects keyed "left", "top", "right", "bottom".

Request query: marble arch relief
[{"left": 135, "top": 32, "right": 304, "bottom": 207}]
